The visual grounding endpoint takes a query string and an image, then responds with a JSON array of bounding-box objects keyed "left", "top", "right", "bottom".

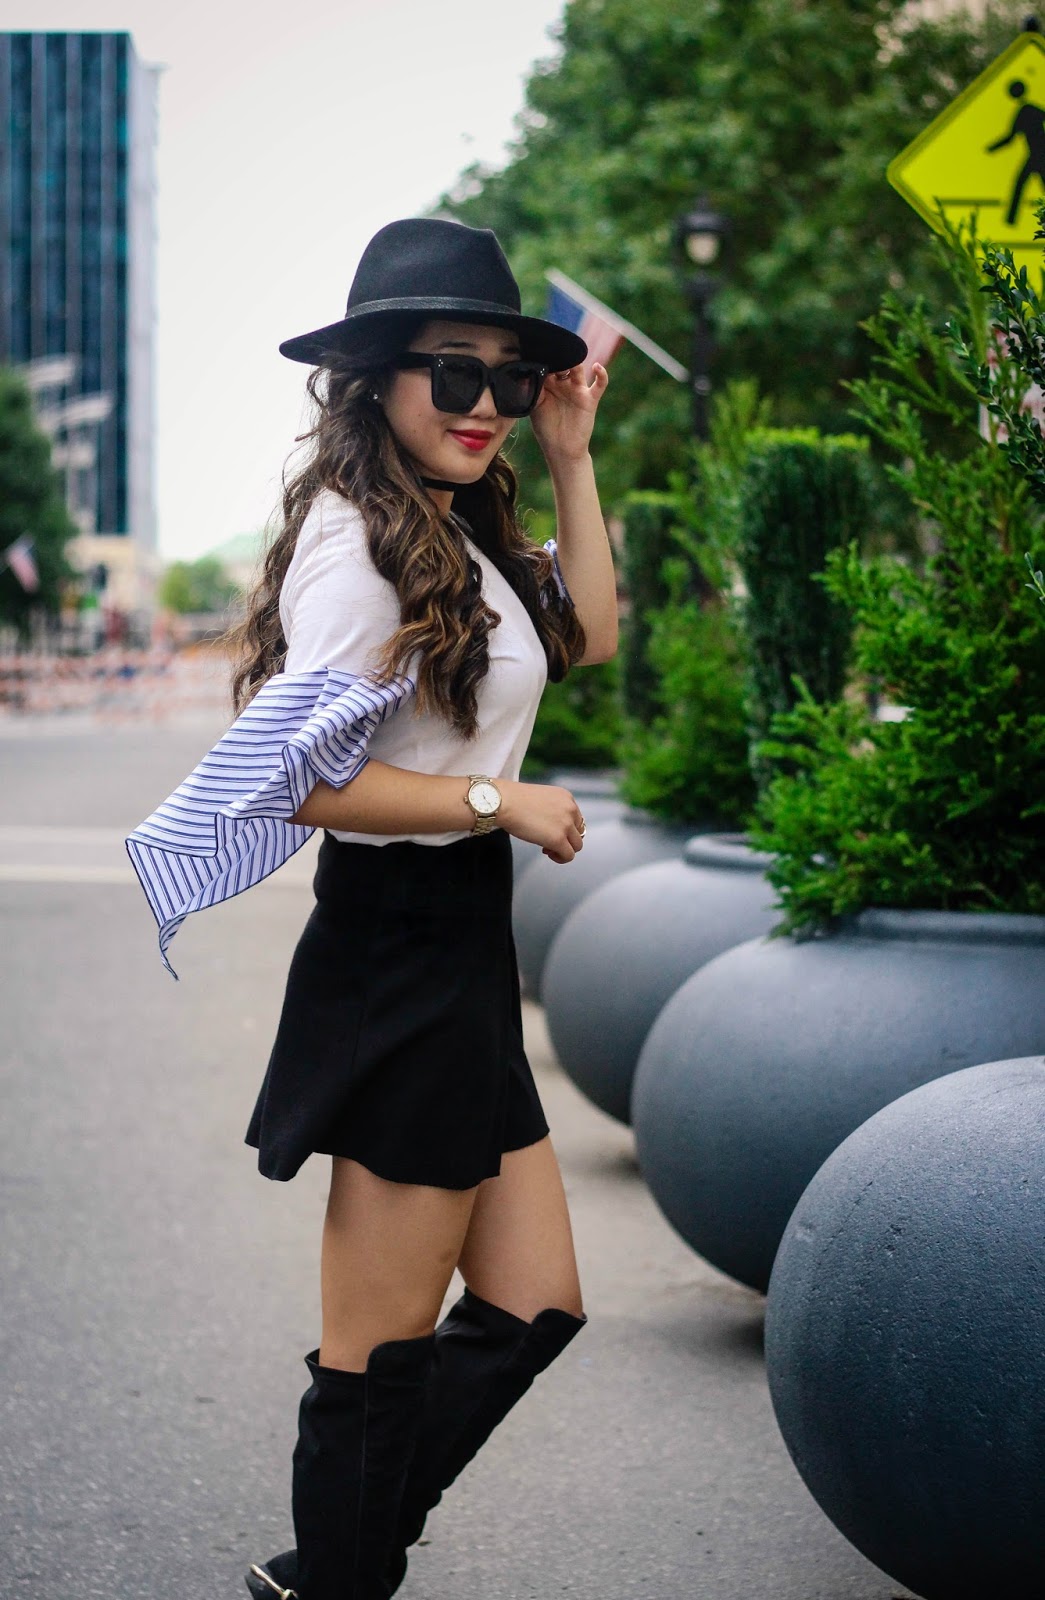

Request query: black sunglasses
[{"left": 391, "top": 352, "right": 548, "bottom": 417}]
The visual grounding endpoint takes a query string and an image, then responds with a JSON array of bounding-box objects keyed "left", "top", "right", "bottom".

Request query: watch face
[{"left": 470, "top": 781, "right": 500, "bottom": 814}]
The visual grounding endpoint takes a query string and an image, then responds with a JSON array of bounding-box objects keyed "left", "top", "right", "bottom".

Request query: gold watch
[{"left": 466, "top": 774, "right": 502, "bottom": 835}]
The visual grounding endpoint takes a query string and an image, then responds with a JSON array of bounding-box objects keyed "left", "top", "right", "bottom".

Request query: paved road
[{"left": 0, "top": 705, "right": 917, "bottom": 1600}]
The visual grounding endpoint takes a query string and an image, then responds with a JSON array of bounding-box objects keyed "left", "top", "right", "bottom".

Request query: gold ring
[{"left": 578, "top": 816, "right": 586, "bottom": 836}]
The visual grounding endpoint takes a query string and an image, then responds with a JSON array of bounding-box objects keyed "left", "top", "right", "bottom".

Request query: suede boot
[
  {"left": 246, "top": 1331, "right": 436, "bottom": 1600},
  {"left": 385, "top": 1286, "right": 587, "bottom": 1591},
  {"left": 248, "top": 1288, "right": 587, "bottom": 1599}
]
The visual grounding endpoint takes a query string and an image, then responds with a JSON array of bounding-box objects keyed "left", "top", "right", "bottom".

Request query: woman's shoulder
[
  {"left": 295, "top": 487, "right": 369, "bottom": 559},
  {"left": 284, "top": 490, "right": 381, "bottom": 589},
  {"left": 279, "top": 490, "right": 391, "bottom": 638}
]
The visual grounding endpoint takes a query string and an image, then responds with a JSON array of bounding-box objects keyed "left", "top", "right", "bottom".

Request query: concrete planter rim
[
  {"left": 831, "top": 906, "right": 1045, "bottom": 947},
  {"left": 683, "top": 831, "right": 775, "bottom": 873}
]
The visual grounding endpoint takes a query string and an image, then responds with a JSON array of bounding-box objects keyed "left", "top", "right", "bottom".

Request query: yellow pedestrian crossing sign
[{"left": 888, "top": 31, "right": 1045, "bottom": 283}]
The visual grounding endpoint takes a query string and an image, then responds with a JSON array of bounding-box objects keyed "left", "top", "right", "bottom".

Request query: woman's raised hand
[
  {"left": 495, "top": 778, "right": 586, "bottom": 864},
  {"left": 529, "top": 362, "right": 609, "bottom": 466}
]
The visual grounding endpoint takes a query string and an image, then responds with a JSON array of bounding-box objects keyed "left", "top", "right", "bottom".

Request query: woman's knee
[
  {"left": 319, "top": 1158, "right": 478, "bottom": 1347},
  {"left": 456, "top": 1139, "right": 584, "bottom": 1321}
]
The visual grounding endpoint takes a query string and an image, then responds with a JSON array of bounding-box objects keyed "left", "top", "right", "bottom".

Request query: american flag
[
  {"left": 3, "top": 535, "right": 40, "bottom": 593},
  {"left": 544, "top": 270, "right": 688, "bottom": 384}
]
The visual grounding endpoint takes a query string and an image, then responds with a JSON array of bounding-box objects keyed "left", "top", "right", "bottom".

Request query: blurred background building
[{"left": 0, "top": 30, "right": 160, "bottom": 624}]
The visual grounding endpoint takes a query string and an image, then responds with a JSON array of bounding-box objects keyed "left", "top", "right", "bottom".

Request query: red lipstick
[{"left": 449, "top": 430, "right": 494, "bottom": 452}]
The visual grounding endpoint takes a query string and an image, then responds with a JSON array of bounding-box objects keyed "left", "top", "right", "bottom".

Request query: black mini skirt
[{"left": 244, "top": 825, "right": 550, "bottom": 1189}]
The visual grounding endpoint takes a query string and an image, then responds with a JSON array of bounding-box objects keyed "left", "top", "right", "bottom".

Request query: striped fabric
[
  {"left": 543, "top": 538, "right": 574, "bottom": 608},
  {"left": 125, "top": 666, "right": 414, "bottom": 980}
]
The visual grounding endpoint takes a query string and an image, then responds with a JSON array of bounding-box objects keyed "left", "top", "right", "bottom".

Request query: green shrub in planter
[
  {"left": 963, "top": 202, "right": 1045, "bottom": 635},
  {"left": 617, "top": 381, "right": 772, "bottom": 826},
  {"left": 619, "top": 490, "right": 708, "bottom": 721},
  {"left": 748, "top": 226, "right": 1045, "bottom": 935},
  {"left": 617, "top": 553, "right": 756, "bottom": 827},
  {"left": 735, "top": 428, "right": 872, "bottom": 793}
]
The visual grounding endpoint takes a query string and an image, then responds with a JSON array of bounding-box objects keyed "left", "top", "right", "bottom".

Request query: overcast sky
[{"left": 17, "top": 1, "right": 568, "bottom": 560}]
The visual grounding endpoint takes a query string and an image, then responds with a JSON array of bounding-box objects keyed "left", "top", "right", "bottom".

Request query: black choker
[{"left": 420, "top": 476, "right": 463, "bottom": 492}]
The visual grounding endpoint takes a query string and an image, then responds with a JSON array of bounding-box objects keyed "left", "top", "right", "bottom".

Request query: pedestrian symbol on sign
[
  {"left": 887, "top": 29, "right": 1045, "bottom": 283},
  {"left": 986, "top": 80, "right": 1045, "bottom": 226}
]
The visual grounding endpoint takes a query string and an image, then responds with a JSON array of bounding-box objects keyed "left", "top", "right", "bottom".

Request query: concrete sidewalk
[{"left": 0, "top": 715, "right": 916, "bottom": 1599}]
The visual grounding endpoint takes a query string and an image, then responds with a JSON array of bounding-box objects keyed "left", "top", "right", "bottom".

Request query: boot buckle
[{"left": 248, "top": 1564, "right": 298, "bottom": 1599}]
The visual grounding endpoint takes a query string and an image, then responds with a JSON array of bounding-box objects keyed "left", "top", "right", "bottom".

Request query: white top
[
  {"left": 124, "top": 487, "right": 572, "bottom": 977},
  {"left": 281, "top": 487, "right": 550, "bottom": 846}
]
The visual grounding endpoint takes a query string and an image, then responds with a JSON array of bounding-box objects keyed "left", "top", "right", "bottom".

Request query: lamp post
[{"left": 674, "top": 196, "right": 729, "bottom": 441}]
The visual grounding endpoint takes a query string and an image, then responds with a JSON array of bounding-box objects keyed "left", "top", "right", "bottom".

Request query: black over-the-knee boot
[
  {"left": 249, "top": 1290, "right": 587, "bottom": 1600},
  {"left": 383, "top": 1286, "right": 588, "bottom": 1594},
  {"left": 248, "top": 1292, "right": 582, "bottom": 1593},
  {"left": 246, "top": 1332, "right": 436, "bottom": 1600}
]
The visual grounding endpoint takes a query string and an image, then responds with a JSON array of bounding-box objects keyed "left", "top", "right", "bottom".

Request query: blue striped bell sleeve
[
  {"left": 542, "top": 538, "right": 575, "bottom": 608},
  {"left": 125, "top": 665, "right": 415, "bottom": 980}
]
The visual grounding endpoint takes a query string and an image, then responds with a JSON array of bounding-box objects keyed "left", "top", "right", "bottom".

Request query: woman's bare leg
[
  {"left": 320, "top": 1155, "right": 480, "bottom": 1371},
  {"left": 455, "top": 1134, "right": 584, "bottom": 1319}
]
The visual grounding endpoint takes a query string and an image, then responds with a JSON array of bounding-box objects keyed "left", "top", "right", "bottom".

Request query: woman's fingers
[
  {"left": 543, "top": 828, "right": 583, "bottom": 864},
  {"left": 550, "top": 363, "right": 608, "bottom": 394}
]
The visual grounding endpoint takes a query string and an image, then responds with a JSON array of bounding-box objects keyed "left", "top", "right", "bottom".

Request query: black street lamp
[{"left": 674, "top": 196, "right": 729, "bottom": 441}]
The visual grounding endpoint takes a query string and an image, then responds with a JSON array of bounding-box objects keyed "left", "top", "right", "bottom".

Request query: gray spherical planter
[
  {"left": 631, "top": 907, "right": 1045, "bottom": 1291},
  {"left": 512, "top": 810, "right": 692, "bottom": 998},
  {"left": 766, "top": 1056, "right": 1045, "bottom": 1600},
  {"left": 542, "top": 834, "right": 779, "bottom": 1125},
  {"left": 509, "top": 771, "right": 626, "bottom": 881}
]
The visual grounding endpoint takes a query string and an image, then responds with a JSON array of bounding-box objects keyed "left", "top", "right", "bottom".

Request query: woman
[{"left": 125, "top": 216, "right": 616, "bottom": 1600}]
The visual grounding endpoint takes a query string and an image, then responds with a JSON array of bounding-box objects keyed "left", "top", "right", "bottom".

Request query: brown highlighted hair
[{"left": 225, "top": 317, "right": 586, "bottom": 737}]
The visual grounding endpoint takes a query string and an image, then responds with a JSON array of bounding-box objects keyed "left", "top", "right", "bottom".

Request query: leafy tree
[
  {"left": 438, "top": 0, "right": 1025, "bottom": 514},
  {"left": 159, "top": 555, "right": 240, "bottom": 614},
  {"left": 747, "top": 225, "right": 1045, "bottom": 934},
  {"left": 0, "top": 367, "right": 78, "bottom": 634}
]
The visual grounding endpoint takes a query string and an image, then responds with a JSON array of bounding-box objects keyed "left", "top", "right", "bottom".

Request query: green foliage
[
  {"left": 0, "top": 367, "right": 78, "bottom": 632},
  {"left": 619, "top": 491, "right": 695, "bottom": 720},
  {"left": 1028, "top": 550, "right": 1045, "bottom": 607},
  {"left": 735, "top": 428, "right": 871, "bottom": 791},
  {"left": 748, "top": 227, "right": 1045, "bottom": 934},
  {"left": 665, "top": 376, "right": 776, "bottom": 583},
  {"left": 439, "top": 0, "right": 1025, "bottom": 515},
  {"left": 959, "top": 199, "right": 1045, "bottom": 528},
  {"left": 617, "top": 554, "right": 756, "bottom": 826},
  {"left": 614, "top": 381, "right": 778, "bottom": 823},
  {"left": 159, "top": 555, "right": 241, "bottom": 614},
  {"left": 521, "top": 653, "right": 622, "bottom": 778}
]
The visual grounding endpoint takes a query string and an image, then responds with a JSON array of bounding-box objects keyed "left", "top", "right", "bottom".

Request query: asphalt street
[{"left": 0, "top": 687, "right": 918, "bottom": 1600}]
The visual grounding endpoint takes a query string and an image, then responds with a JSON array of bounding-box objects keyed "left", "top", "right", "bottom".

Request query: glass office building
[{"left": 0, "top": 31, "right": 158, "bottom": 546}]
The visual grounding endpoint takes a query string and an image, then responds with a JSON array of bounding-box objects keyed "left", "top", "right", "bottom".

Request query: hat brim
[{"left": 279, "top": 298, "right": 588, "bottom": 372}]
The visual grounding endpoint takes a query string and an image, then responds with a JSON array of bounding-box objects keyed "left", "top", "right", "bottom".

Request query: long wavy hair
[{"left": 226, "top": 315, "right": 587, "bottom": 737}]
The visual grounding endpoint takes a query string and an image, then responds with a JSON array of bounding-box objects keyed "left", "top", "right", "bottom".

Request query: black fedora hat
[{"left": 279, "top": 217, "right": 587, "bottom": 371}]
